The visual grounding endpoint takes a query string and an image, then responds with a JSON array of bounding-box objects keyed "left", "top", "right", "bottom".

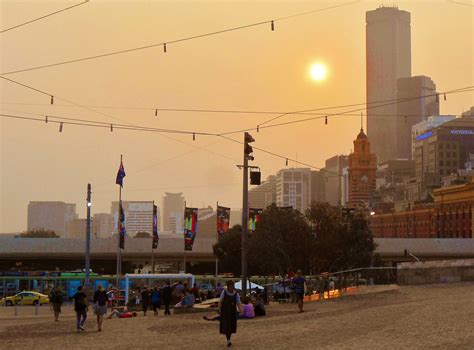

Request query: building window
[{"left": 439, "top": 160, "right": 444, "bottom": 166}]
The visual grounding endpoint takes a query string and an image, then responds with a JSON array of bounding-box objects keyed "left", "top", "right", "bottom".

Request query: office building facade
[
  {"left": 27, "top": 201, "right": 77, "bottom": 237},
  {"left": 275, "top": 168, "right": 311, "bottom": 212},
  {"left": 162, "top": 193, "right": 184, "bottom": 234},
  {"left": 366, "top": 6, "right": 411, "bottom": 162}
]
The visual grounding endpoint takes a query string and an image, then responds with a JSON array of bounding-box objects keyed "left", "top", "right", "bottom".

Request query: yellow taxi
[{"left": 0, "top": 291, "right": 49, "bottom": 306}]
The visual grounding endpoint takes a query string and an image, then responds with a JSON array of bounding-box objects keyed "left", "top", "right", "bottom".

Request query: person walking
[
  {"left": 151, "top": 286, "right": 161, "bottom": 316},
  {"left": 93, "top": 284, "right": 108, "bottom": 331},
  {"left": 292, "top": 270, "right": 307, "bottom": 313},
  {"left": 49, "top": 286, "right": 63, "bottom": 322},
  {"left": 73, "top": 286, "right": 88, "bottom": 331},
  {"left": 218, "top": 280, "right": 242, "bottom": 348},
  {"left": 141, "top": 286, "right": 151, "bottom": 316},
  {"left": 161, "top": 281, "right": 172, "bottom": 316}
]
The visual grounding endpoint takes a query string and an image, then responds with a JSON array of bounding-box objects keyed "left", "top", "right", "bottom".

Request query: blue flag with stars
[{"left": 116, "top": 160, "right": 126, "bottom": 187}]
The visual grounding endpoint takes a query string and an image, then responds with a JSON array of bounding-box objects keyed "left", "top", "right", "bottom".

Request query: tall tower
[
  {"left": 396, "top": 75, "right": 439, "bottom": 160},
  {"left": 348, "top": 129, "right": 377, "bottom": 209},
  {"left": 366, "top": 6, "right": 411, "bottom": 163}
]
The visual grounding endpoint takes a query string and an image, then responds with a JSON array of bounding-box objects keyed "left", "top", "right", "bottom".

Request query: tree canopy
[
  {"left": 20, "top": 229, "right": 59, "bottom": 238},
  {"left": 134, "top": 231, "right": 151, "bottom": 238},
  {"left": 213, "top": 202, "right": 376, "bottom": 276}
]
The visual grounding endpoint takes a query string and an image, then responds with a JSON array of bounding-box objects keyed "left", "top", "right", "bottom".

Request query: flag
[
  {"left": 184, "top": 207, "right": 198, "bottom": 251},
  {"left": 248, "top": 208, "right": 263, "bottom": 233},
  {"left": 217, "top": 206, "right": 231, "bottom": 238},
  {"left": 116, "top": 160, "right": 126, "bottom": 187},
  {"left": 152, "top": 204, "right": 159, "bottom": 249},
  {"left": 119, "top": 202, "right": 126, "bottom": 249}
]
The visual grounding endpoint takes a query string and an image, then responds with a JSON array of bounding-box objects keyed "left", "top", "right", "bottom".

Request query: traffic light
[
  {"left": 244, "top": 132, "right": 255, "bottom": 161},
  {"left": 250, "top": 170, "right": 261, "bottom": 185}
]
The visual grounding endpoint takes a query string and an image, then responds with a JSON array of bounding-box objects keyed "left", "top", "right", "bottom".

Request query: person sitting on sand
[
  {"left": 174, "top": 290, "right": 195, "bottom": 308},
  {"left": 107, "top": 308, "right": 138, "bottom": 319},
  {"left": 203, "top": 297, "right": 253, "bottom": 321},
  {"left": 252, "top": 297, "right": 266, "bottom": 317}
]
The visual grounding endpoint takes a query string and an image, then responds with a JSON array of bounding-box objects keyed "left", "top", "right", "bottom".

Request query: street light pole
[
  {"left": 241, "top": 136, "right": 249, "bottom": 297},
  {"left": 85, "top": 183, "right": 92, "bottom": 288}
]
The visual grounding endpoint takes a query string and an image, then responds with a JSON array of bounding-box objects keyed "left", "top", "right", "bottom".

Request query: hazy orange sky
[{"left": 1, "top": 0, "right": 473, "bottom": 233}]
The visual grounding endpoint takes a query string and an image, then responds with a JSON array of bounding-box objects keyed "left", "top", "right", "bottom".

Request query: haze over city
[{"left": 1, "top": 0, "right": 472, "bottom": 234}]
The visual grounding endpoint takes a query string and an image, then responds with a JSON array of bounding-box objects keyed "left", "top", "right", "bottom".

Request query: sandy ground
[{"left": 0, "top": 283, "right": 473, "bottom": 350}]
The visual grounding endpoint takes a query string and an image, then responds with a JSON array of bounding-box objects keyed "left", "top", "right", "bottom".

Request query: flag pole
[
  {"left": 152, "top": 200, "right": 155, "bottom": 274},
  {"left": 215, "top": 202, "right": 219, "bottom": 282},
  {"left": 183, "top": 201, "right": 187, "bottom": 274},
  {"left": 116, "top": 155, "right": 122, "bottom": 287}
]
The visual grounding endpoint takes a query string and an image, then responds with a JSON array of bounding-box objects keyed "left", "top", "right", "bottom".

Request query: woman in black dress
[{"left": 218, "top": 280, "right": 242, "bottom": 348}]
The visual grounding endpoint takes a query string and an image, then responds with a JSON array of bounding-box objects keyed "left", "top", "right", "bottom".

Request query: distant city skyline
[{"left": 1, "top": 1, "right": 472, "bottom": 232}]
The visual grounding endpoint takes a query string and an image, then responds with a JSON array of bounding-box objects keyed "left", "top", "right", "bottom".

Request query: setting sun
[{"left": 309, "top": 63, "right": 328, "bottom": 82}]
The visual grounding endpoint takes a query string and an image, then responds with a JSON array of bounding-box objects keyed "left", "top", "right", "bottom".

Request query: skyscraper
[
  {"left": 162, "top": 193, "right": 184, "bottom": 234},
  {"left": 275, "top": 168, "right": 311, "bottom": 212},
  {"left": 27, "top": 201, "right": 77, "bottom": 237},
  {"left": 366, "top": 6, "right": 411, "bottom": 163},
  {"left": 397, "top": 75, "right": 439, "bottom": 159}
]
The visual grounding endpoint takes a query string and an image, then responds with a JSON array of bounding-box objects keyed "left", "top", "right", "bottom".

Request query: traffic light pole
[{"left": 241, "top": 133, "right": 249, "bottom": 297}]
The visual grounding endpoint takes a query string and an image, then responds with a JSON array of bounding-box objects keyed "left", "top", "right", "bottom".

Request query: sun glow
[{"left": 309, "top": 63, "right": 328, "bottom": 82}]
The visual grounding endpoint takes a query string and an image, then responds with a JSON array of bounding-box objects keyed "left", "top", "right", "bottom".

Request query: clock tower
[{"left": 348, "top": 128, "right": 377, "bottom": 209}]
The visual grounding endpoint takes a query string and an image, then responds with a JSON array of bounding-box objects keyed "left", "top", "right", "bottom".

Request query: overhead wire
[
  {"left": 0, "top": 0, "right": 89, "bottom": 34},
  {"left": 1, "top": 1, "right": 360, "bottom": 75},
  {"left": 219, "top": 86, "right": 474, "bottom": 136}
]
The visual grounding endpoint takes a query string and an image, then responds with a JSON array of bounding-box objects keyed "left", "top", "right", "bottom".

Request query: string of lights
[
  {"left": 256, "top": 86, "right": 474, "bottom": 127},
  {"left": 1, "top": 1, "right": 360, "bottom": 75},
  {"left": 3, "top": 102, "right": 469, "bottom": 120},
  {"left": 218, "top": 86, "right": 474, "bottom": 136},
  {"left": 0, "top": 0, "right": 89, "bottom": 34}
]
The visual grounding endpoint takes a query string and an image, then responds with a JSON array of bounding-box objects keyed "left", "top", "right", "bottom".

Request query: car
[{"left": 0, "top": 291, "right": 49, "bottom": 306}]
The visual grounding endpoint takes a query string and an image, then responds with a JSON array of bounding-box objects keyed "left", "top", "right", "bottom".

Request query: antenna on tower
[{"left": 360, "top": 112, "right": 363, "bottom": 131}]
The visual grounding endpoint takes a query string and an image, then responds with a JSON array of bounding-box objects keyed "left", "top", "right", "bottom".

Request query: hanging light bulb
[
  {"left": 444, "top": 93, "right": 446, "bottom": 101},
  {"left": 59, "top": 122, "right": 63, "bottom": 132},
  {"left": 155, "top": 109, "right": 158, "bottom": 117},
  {"left": 271, "top": 20, "right": 274, "bottom": 31},
  {"left": 325, "top": 116, "right": 328, "bottom": 125},
  {"left": 110, "top": 124, "right": 113, "bottom": 132},
  {"left": 45, "top": 116, "right": 48, "bottom": 123},
  {"left": 50, "top": 95, "right": 54, "bottom": 105},
  {"left": 193, "top": 133, "right": 196, "bottom": 141},
  {"left": 286, "top": 158, "right": 288, "bottom": 166},
  {"left": 163, "top": 43, "right": 167, "bottom": 53},
  {"left": 257, "top": 125, "right": 260, "bottom": 133}
]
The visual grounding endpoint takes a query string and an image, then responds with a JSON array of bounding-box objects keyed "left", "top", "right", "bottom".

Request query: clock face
[{"left": 361, "top": 174, "right": 369, "bottom": 183}]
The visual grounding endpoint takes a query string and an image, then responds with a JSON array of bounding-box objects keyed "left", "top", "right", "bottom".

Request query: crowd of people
[{"left": 47, "top": 274, "right": 311, "bottom": 347}]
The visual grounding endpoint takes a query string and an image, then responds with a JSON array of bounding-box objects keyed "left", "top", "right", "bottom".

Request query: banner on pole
[
  {"left": 184, "top": 207, "right": 198, "bottom": 251},
  {"left": 119, "top": 202, "right": 126, "bottom": 249},
  {"left": 248, "top": 208, "right": 263, "bottom": 233},
  {"left": 217, "top": 205, "right": 231, "bottom": 238},
  {"left": 152, "top": 204, "right": 159, "bottom": 249}
]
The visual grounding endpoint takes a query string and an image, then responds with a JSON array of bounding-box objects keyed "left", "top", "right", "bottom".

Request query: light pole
[{"left": 85, "top": 183, "right": 92, "bottom": 288}]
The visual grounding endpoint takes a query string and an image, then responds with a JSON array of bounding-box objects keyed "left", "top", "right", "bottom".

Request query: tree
[
  {"left": 213, "top": 225, "right": 242, "bottom": 276},
  {"left": 134, "top": 231, "right": 151, "bottom": 238},
  {"left": 20, "top": 229, "right": 59, "bottom": 238},
  {"left": 306, "top": 202, "right": 376, "bottom": 273},
  {"left": 247, "top": 204, "right": 314, "bottom": 276}
]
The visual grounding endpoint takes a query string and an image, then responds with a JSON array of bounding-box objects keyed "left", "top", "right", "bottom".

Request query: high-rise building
[
  {"left": 413, "top": 117, "right": 474, "bottom": 189},
  {"left": 111, "top": 201, "right": 155, "bottom": 235},
  {"left": 27, "top": 201, "right": 77, "bottom": 237},
  {"left": 396, "top": 75, "right": 440, "bottom": 159},
  {"left": 366, "top": 6, "right": 411, "bottom": 162},
  {"left": 275, "top": 168, "right": 311, "bottom": 212},
  {"left": 310, "top": 171, "right": 326, "bottom": 204},
  {"left": 462, "top": 106, "right": 474, "bottom": 118},
  {"left": 248, "top": 175, "right": 276, "bottom": 209},
  {"left": 348, "top": 129, "right": 377, "bottom": 209},
  {"left": 162, "top": 193, "right": 184, "bottom": 234},
  {"left": 66, "top": 218, "right": 99, "bottom": 239},
  {"left": 322, "top": 155, "right": 348, "bottom": 206},
  {"left": 93, "top": 213, "right": 114, "bottom": 238},
  {"left": 411, "top": 115, "right": 456, "bottom": 158}
]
